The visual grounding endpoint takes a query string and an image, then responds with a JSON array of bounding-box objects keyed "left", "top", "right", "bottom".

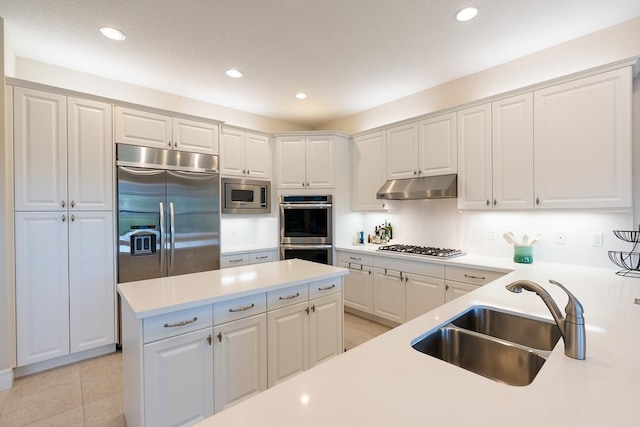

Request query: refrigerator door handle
[
  {"left": 159, "top": 202, "right": 166, "bottom": 270},
  {"left": 169, "top": 202, "right": 176, "bottom": 272}
]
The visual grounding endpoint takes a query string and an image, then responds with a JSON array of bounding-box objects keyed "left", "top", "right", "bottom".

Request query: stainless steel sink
[
  {"left": 411, "top": 306, "right": 561, "bottom": 386},
  {"left": 450, "top": 307, "right": 561, "bottom": 351}
]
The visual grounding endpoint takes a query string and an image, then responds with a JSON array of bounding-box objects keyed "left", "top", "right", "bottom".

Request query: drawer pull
[
  {"left": 255, "top": 255, "right": 269, "bottom": 260},
  {"left": 317, "top": 284, "right": 336, "bottom": 291},
  {"left": 229, "top": 258, "right": 244, "bottom": 263},
  {"left": 228, "top": 303, "right": 255, "bottom": 313},
  {"left": 349, "top": 256, "right": 362, "bottom": 261},
  {"left": 164, "top": 317, "right": 198, "bottom": 328},
  {"left": 464, "top": 274, "right": 486, "bottom": 280},
  {"left": 279, "top": 292, "right": 300, "bottom": 300}
]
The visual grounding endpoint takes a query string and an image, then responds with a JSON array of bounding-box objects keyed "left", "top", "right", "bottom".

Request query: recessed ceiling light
[
  {"left": 225, "top": 69, "right": 243, "bottom": 78},
  {"left": 99, "top": 26, "right": 126, "bottom": 41},
  {"left": 455, "top": 7, "right": 478, "bottom": 22},
  {"left": 295, "top": 93, "right": 308, "bottom": 100}
]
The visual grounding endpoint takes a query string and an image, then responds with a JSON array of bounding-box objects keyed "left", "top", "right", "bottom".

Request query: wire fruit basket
[{"left": 608, "top": 225, "right": 640, "bottom": 278}]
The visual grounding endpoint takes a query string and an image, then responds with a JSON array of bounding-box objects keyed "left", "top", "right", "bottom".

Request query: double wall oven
[{"left": 279, "top": 195, "right": 333, "bottom": 264}]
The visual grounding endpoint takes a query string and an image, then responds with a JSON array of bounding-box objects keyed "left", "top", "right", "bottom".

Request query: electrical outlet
[
  {"left": 555, "top": 233, "right": 566, "bottom": 245},
  {"left": 591, "top": 233, "right": 603, "bottom": 247},
  {"left": 488, "top": 230, "right": 496, "bottom": 240}
]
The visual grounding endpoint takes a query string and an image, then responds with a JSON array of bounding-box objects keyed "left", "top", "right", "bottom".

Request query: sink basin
[
  {"left": 450, "top": 307, "right": 562, "bottom": 351},
  {"left": 411, "top": 306, "right": 562, "bottom": 386},
  {"left": 412, "top": 326, "right": 547, "bottom": 386}
]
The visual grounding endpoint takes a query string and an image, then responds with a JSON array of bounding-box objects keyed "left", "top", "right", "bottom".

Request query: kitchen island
[
  {"left": 117, "top": 259, "right": 348, "bottom": 427},
  {"left": 196, "top": 258, "right": 640, "bottom": 426}
]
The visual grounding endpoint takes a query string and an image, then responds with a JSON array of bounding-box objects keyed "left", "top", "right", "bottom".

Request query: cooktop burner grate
[{"left": 377, "top": 244, "right": 465, "bottom": 258}]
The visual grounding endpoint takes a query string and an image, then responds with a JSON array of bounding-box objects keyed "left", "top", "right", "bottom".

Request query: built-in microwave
[{"left": 222, "top": 177, "right": 270, "bottom": 214}]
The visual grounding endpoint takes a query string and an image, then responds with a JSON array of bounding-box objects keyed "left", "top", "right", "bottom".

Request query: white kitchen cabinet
[
  {"left": 352, "top": 131, "right": 389, "bottom": 211},
  {"left": 405, "top": 273, "right": 445, "bottom": 321},
  {"left": 220, "top": 127, "right": 271, "bottom": 179},
  {"left": 444, "top": 265, "right": 505, "bottom": 303},
  {"left": 221, "top": 250, "right": 277, "bottom": 269},
  {"left": 418, "top": 112, "right": 457, "bottom": 177},
  {"left": 386, "top": 113, "right": 457, "bottom": 180},
  {"left": 143, "top": 328, "right": 214, "bottom": 427},
  {"left": 115, "top": 106, "right": 219, "bottom": 155},
  {"left": 309, "top": 292, "right": 343, "bottom": 366},
  {"left": 444, "top": 281, "right": 478, "bottom": 303},
  {"left": 339, "top": 253, "right": 374, "bottom": 313},
  {"left": 15, "top": 212, "right": 70, "bottom": 366},
  {"left": 533, "top": 67, "right": 632, "bottom": 209},
  {"left": 214, "top": 313, "right": 267, "bottom": 412},
  {"left": 276, "top": 134, "right": 334, "bottom": 189},
  {"left": 267, "top": 301, "right": 309, "bottom": 387},
  {"left": 14, "top": 89, "right": 114, "bottom": 211},
  {"left": 386, "top": 122, "right": 419, "bottom": 180},
  {"left": 458, "top": 94, "right": 534, "bottom": 210},
  {"left": 373, "top": 267, "right": 406, "bottom": 323}
]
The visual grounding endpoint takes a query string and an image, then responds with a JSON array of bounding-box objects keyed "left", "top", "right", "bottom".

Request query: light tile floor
[{"left": 0, "top": 312, "right": 390, "bottom": 426}]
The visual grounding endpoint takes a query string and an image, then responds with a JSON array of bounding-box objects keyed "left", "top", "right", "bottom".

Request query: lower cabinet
[
  {"left": 444, "top": 265, "right": 506, "bottom": 303},
  {"left": 373, "top": 267, "right": 406, "bottom": 323},
  {"left": 340, "top": 261, "right": 374, "bottom": 313},
  {"left": 143, "top": 328, "right": 214, "bottom": 427},
  {"left": 444, "top": 281, "right": 478, "bottom": 302},
  {"left": 405, "top": 273, "right": 445, "bottom": 321},
  {"left": 214, "top": 313, "right": 267, "bottom": 412}
]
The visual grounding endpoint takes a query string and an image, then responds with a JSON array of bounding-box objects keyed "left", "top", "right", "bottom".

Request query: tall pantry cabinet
[{"left": 13, "top": 87, "right": 115, "bottom": 367}]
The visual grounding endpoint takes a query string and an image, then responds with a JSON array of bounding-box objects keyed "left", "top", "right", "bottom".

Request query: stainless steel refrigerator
[{"left": 116, "top": 144, "right": 220, "bottom": 283}]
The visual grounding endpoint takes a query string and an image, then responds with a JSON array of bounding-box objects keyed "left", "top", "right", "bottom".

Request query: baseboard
[
  {"left": 14, "top": 344, "right": 116, "bottom": 378},
  {"left": 0, "top": 368, "right": 14, "bottom": 391}
]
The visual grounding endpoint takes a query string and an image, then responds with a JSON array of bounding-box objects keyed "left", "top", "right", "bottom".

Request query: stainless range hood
[{"left": 376, "top": 174, "right": 457, "bottom": 200}]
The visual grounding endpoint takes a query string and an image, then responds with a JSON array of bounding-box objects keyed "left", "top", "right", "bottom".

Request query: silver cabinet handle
[
  {"left": 159, "top": 202, "right": 165, "bottom": 270},
  {"left": 279, "top": 293, "right": 300, "bottom": 300},
  {"left": 217, "top": 332, "right": 222, "bottom": 342},
  {"left": 62, "top": 214, "right": 66, "bottom": 222},
  {"left": 311, "top": 304, "right": 316, "bottom": 313},
  {"left": 71, "top": 200, "right": 75, "bottom": 208},
  {"left": 301, "top": 182, "right": 305, "bottom": 187},
  {"left": 61, "top": 200, "right": 66, "bottom": 208},
  {"left": 464, "top": 273, "right": 486, "bottom": 280},
  {"left": 169, "top": 202, "right": 175, "bottom": 271},
  {"left": 71, "top": 215, "right": 75, "bottom": 222},
  {"left": 255, "top": 255, "right": 269, "bottom": 260},
  {"left": 486, "top": 199, "right": 490, "bottom": 206},
  {"left": 536, "top": 197, "right": 540, "bottom": 205},
  {"left": 348, "top": 256, "right": 362, "bottom": 261},
  {"left": 305, "top": 306, "right": 310, "bottom": 315},
  {"left": 229, "top": 303, "right": 255, "bottom": 313},
  {"left": 207, "top": 334, "right": 212, "bottom": 345},
  {"left": 168, "top": 141, "right": 172, "bottom": 147},
  {"left": 317, "top": 284, "right": 336, "bottom": 291},
  {"left": 493, "top": 199, "right": 497, "bottom": 206},
  {"left": 229, "top": 258, "right": 244, "bottom": 263},
  {"left": 164, "top": 317, "right": 198, "bottom": 328}
]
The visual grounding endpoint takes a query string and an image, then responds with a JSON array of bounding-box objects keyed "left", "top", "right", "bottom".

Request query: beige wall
[{"left": 319, "top": 17, "right": 640, "bottom": 134}]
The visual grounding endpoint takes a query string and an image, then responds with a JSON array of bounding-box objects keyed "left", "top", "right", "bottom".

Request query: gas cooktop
[{"left": 377, "top": 244, "right": 465, "bottom": 259}]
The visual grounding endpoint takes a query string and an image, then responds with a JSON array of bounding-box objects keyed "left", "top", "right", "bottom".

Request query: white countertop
[
  {"left": 196, "top": 258, "right": 640, "bottom": 426},
  {"left": 116, "top": 259, "right": 348, "bottom": 319}
]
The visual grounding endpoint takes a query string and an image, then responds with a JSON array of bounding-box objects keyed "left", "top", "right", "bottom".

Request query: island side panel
[{"left": 121, "top": 299, "right": 144, "bottom": 427}]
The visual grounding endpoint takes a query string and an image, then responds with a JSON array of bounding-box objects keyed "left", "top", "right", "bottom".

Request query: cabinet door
[
  {"left": 386, "top": 122, "right": 419, "bottom": 180},
  {"left": 418, "top": 112, "right": 457, "bottom": 176},
  {"left": 457, "top": 103, "right": 492, "bottom": 209},
  {"left": 214, "top": 314, "right": 267, "bottom": 412},
  {"left": 67, "top": 97, "right": 113, "bottom": 211},
  {"left": 277, "top": 136, "right": 307, "bottom": 188},
  {"left": 220, "top": 127, "right": 246, "bottom": 177},
  {"left": 15, "top": 212, "right": 70, "bottom": 366},
  {"left": 533, "top": 68, "right": 632, "bottom": 209},
  {"left": 352, "top": 131, "right": 388, "bottom": 211},
  {"left": 143, "top": 328, "right": 214, "bottom": 427},
  {"left": 69, "top": 212, "right": 115, "bottom": 353},
  {"left": 340, "top": 262, "right": 374, "bottom": 313},
  {"left": 267, "top": 302, "right": 309, "bottom": 387},
  {"left": 245, "top": 133, "right": 271, "bottom": 179},
  {"left": 309, "top": 293, "right": 343, "bottom": 367},
  {"left": 492, "top": 94, "right": 534, "bottom": 209},
  {"left": 14, "top": 87, "right": 67, "bottom": 211},
  {"left": 114, "top": 106, "right": 172, "bottom": 149},
  {"left": 373, "top": 268, "right": 405, "bottom": 323},
  {"left": 444, "top": 281, "right": 478, "bottom": 303},
  {"left": 305, "top": 135, "right": 334, "bottom": 188},
  {"left": 405, "top": 273, "right": 445, "bottom": 321},
  {"left": 173, "top": 118, "right": 219, "bottom": 154}
]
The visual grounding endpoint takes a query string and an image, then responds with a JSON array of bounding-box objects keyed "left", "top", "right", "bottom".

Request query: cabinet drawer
[
  {"left": 338, "top": 251, "right": 374, "bottom": 266},
  {"left": 250, "top": 251, "right": 275, "bottom": 264},
  {"left": 309, "top": 277, "right": 342, "bottom": 299},
  {"left": 375, "top": 256, "right": 445, "bottom": 279},
  {"left": 445, "top": 266, "right": 504, "bottom": 286},
  {"left": 214, "top": 293, "right": 267, "bottom": 325},
  {"left": 267, "top": 284, "right": 309, "bottom": 310},
  {"left": 221, "top": 254, "right": 249, "bottom": 268},
  {"left": 143, "top": 305, "right": 213, "bottom": 344}
]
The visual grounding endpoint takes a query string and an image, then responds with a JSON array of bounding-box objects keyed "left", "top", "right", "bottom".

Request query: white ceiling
[{"left": 2, "top": 1, "right": 640, "bottom": 128}]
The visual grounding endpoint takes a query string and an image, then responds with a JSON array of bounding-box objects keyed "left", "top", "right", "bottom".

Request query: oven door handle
[
  {"left": 280, "top": 204, "right": 331, "bottom": 209},
  {"left": 280, "top": 244, "right": 333, "bottom": 249}
]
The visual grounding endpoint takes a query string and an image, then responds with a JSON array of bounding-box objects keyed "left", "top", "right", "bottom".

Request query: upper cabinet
[
  {"left": 386, "top": 113, "right": 457, "bottom": 180},
  {"left": 276, "top": 134, "right": 335, "bottom": 189},
  {"left": 352, "top": 131, "right": 389, "bottom": 211},
  {"left": 14, "top": 88, "right": 113, "bottom": 211},
  {"left": 221, "top": 127, "right": 271, "bottom": 180},
  {"left": 533, "top": 67, "right": 632, "bottom": 209},
  {"left": 115, "top": 106, "right": 219, "bottom": 155}
]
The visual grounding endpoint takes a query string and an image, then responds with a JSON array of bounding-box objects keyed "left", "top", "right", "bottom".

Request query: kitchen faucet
[{"left": 506, "top": 279, "right": 586, "bottom": 360}]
